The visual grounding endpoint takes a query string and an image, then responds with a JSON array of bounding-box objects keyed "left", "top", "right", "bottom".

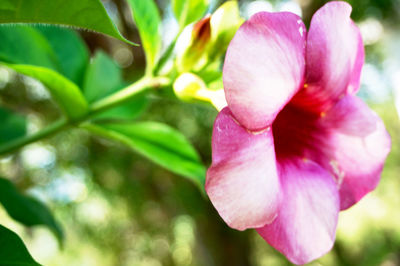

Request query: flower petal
[
  {"left": 223, "top": 11, "right": 306, "bottom": 130},
  {"left": 273, "top": 96, "right": 390, "bottom": 210},
  {"left": 292, "top": 1, "right": 364, "bottom": 113},
  {"left": 257, "top": 158, "right": 339, "bottom": 265},
  {"left": 314, "top": 96, "right": 391, "bottom": 209},
  {"left": 206, "top": 108, "right": 281, "bottom": 231}
]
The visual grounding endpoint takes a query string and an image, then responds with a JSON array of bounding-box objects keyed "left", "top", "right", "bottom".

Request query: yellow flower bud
[
  {"left": 173, "top": 73, "right": 227, "bottom": 111},
  {"left": 208, "top": 1, "right": 242, "bottom": 60},
  {"left": 173, "top": 72, "right": 209, "bottom": 101}
]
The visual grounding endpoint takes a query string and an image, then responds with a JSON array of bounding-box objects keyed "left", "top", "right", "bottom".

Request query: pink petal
[
  {"left": 257, "top": 158, "right": 339, "bottom": 265},
  {"left": 223, "top": 11, "right": 306, "bottom": 130},
  {"left": 292, "top": 1, "right": 364, "bottom": 113},
  {"left": 314, "top": 96, "right": 391, "bottom": 209},
  {"left": 206, "top": 108, "right": 281, "bottom": 231},
  {"left": 273, "top": 96, "right": 390, "bottom": 210}
]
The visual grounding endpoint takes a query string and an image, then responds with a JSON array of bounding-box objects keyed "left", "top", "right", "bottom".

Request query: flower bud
[
  {"left": 208, "top": 1, "right": 242, "bottom": 60},
  {"left": 192, "top": 16, "right": 212, "bottom": 50},
  {"left": 173, "top": 73, "right": 227, "bottom": 110},
  {"left": 176, "top": 17, "right": 211, "bottom": 72},
  {"left": 175, "top": 1, "right": 242, "bottom": 73},
  {"left": 174, "top": 72, "right": 209, "bottom": 101}
]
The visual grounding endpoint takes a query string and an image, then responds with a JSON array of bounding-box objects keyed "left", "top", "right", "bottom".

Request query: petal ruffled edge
[
  {"left": 291, "top": 1, "right": 364, "bottom": 113},
  {"left": 206, "top": 108, "right": 281, "bottom": 230},
  {"left": 314, "top": 96, "right": 391, "bottom": 209}
]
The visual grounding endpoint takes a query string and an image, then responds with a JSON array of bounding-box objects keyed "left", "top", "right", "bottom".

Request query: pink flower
[{"left": 205, "top": 1, "right": 391, "bottom": 264}]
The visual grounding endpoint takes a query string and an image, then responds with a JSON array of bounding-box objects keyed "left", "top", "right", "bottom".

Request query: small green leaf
[
  {"left": 0, "top": 177, "right": 63, "bottom": 243},
  {"left": 127, "top": 0, "right": 161, "bottom": 71},
  {"left": 0, "top": 224, "right": 40, "bottom": 266},
  {"left": 84, "top": 122, "right": 206, "bottom": 187},
  {"left": 0, "top": 107, "right": 27, "bottom": 145},
  {"left": 83, "top": 51, "right": 123, "bottom": 103},
  {"left": 0, "top": 25, "right": 59, "bottom": 70},
  {"left": 83, "top": 51, "right": 148, "bottom": 120},
  {"left": 172, "top": 0, "right": 210, "bottom": 28},
  {"left": 3, "top": 64, "right": 88, "bottom": 120},
  {"left": 0, "top": 0, "right": 135, "bottom": 45},
  {"left": 0, "top": 25, "right": 89, "bottom": 85},
  {"left": 36, "top": 26, "right": 89, "bottom": 86}
]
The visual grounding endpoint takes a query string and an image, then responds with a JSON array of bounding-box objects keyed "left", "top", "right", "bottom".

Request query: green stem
[
  {"left": 0, "top": 118, "right": 69, "bottom": 156},
  {"left": 89, "top": 76, "right": 170, "bottom": 116},
  {"left": 0, "top": 76, "right": 171, "bottom": 156}
]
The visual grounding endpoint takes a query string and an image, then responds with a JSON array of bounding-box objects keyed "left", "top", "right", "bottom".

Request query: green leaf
[
  {"left": 0, "top": 225, "right": 40, "bottom": 266},
  {"left": 3, "top": 63, "right": 88, "bottom": 120},
  {"left": 127, "top": 0, "right": 161, "bottom": 71},
  {"left": 0, "top": 0, "right": 135, "bottom": 45},
  {"left": 84, "top": 122, "right": 206, "bottom": 187},
  {"left": 0, "top": 107, "right": 27, "bottom": 145},
  {"left": 0, "top": 25, "right": 59, "bottom": 70},
  {"left": 172, "top": 0, "right": 210, "bottom": 28},
  {"left": 83, "top": 51, "right": 123, "bottom": 103},
  {"left": 36, "top": 26, "right": 89, "bottom": 86},
  {"left": 0, "top": 177, "right": 63, "bottom": 243},
  {"left": 0, "top": 25, "right": 89, "bottom": 86},
  {"left": 83, "top": 51, "right": 148, "bottom": 120}
]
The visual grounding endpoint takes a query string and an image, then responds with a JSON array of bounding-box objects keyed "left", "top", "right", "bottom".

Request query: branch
[{"left": 0, "top": 76, "right": 171, "bottom": 156}]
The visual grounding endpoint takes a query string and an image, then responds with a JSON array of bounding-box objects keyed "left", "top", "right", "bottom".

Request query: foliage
[
  {"left": 172, "top": 0, "right": 210, "bottom": 29},
  {"left": 0, "top": 107, "right": 26, "bottom": 145},
  {"left": 3, "top": 63, "right": 89, "bottom": 120},
  {"left": 0, "top": 225, "right": 40, "bottom": 265},
  {"left": 84, "top": 122, "right": 206, "bottom": 188},
  {"left": 0, "top": 0, "right": 134, "bottom": 45},
  {"left": 0, "top": 177, "right": 63, "bottom": 242},
  {"left": 127, "top": 0, "right": 161, "bottom": 72}
]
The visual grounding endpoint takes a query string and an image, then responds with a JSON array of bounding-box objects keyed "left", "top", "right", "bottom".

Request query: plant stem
[
  {"left": 89, "top": 76, "right": 170, "bottom": 116},
  {"left": 0, "top": 76, "right": 171, "bottom": 156},
  {"left": 0, "top": 118, "right": 69, "bottom": 156}
]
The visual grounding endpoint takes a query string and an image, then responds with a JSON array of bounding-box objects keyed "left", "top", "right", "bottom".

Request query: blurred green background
[{"left": 0, "top": 0, "right": 400, "bottom": 265}]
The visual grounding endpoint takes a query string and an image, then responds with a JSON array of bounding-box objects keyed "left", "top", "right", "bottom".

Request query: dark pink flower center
[{"left": 272, "top": 102, "right": 322, "bottom": 160}]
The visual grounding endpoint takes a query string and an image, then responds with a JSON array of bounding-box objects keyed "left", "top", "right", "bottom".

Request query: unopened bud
[
  {"left": 208, "top": 1, "right": 242, "bottom": 60},
  {"left": 176, "top": 17, "right": 212, "bottom": 72},
  {"left": 192, "top": 16, "right": 212, "bottom": 51},
  {"left": 174, "top": 72, "right": 209, "bottom": 101},
  {"left": 173, "top": 73, "right": 227, "bottom": 110}
]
